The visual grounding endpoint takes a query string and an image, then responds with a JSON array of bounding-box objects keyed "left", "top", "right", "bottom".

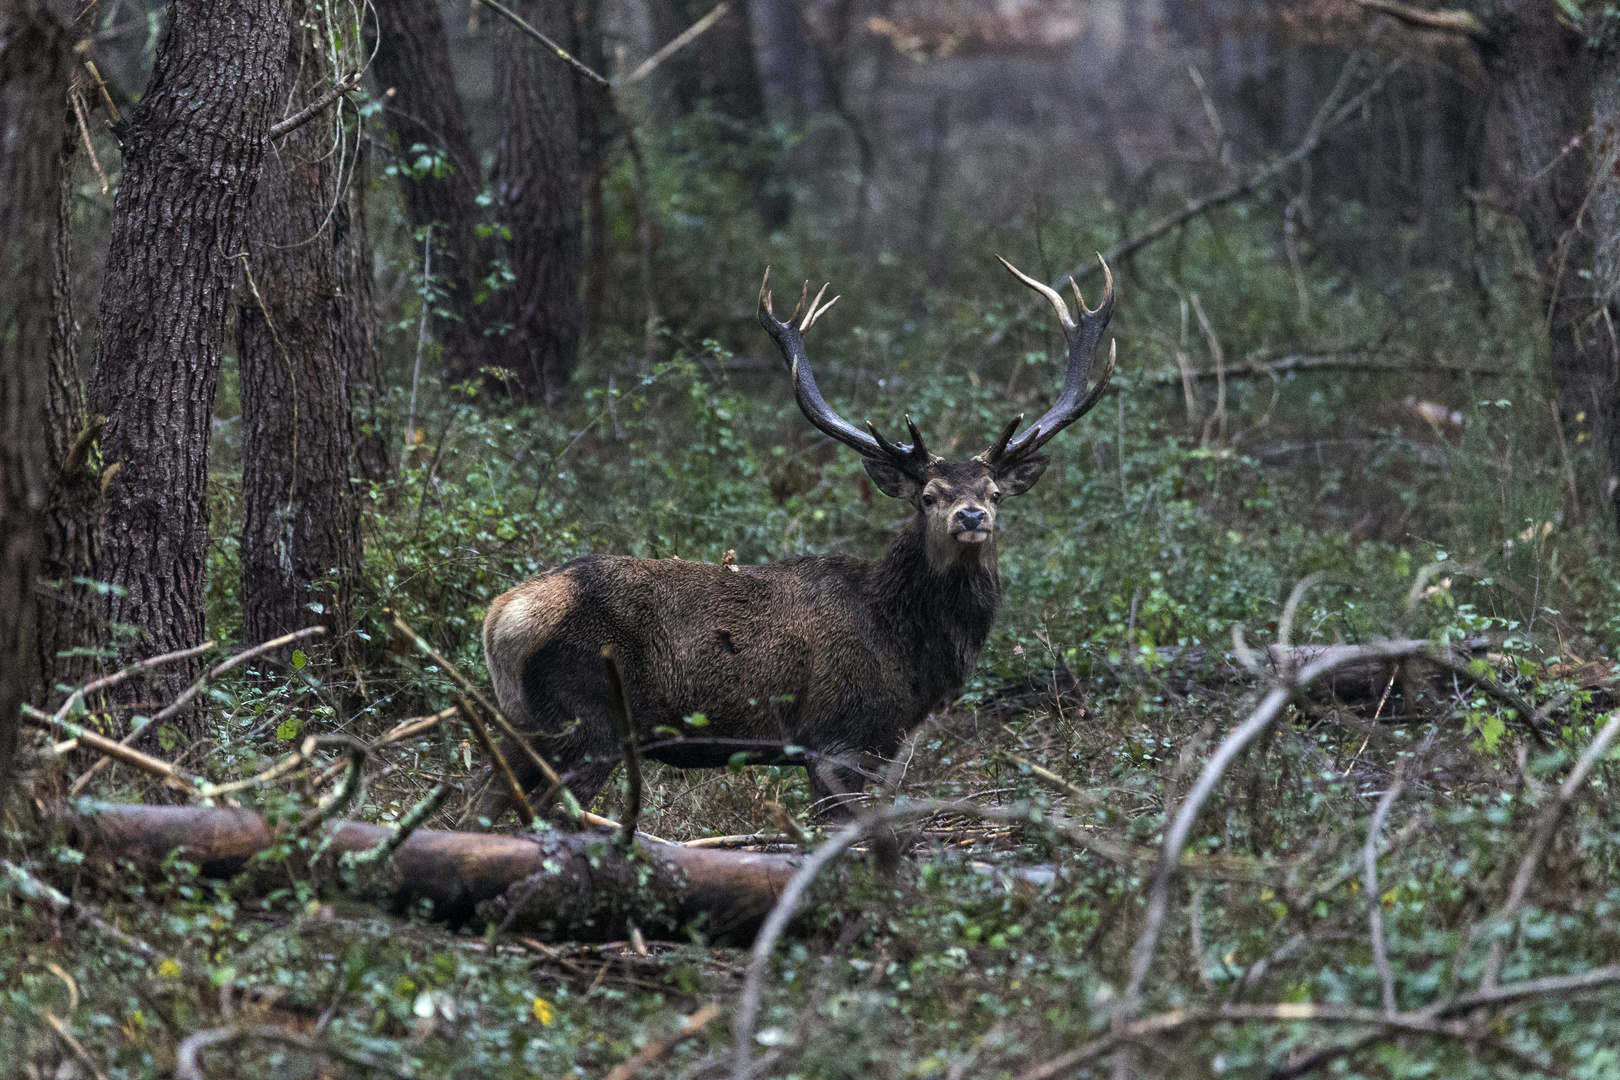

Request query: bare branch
[
  {"left": 1363, "top": 772, "right": 1405, "bottom": 1015},
  {"left": 473, "top": 0, "right": 608, "bottom": 86},
  {"left": 622, "top": 3, "right": 727, "bottom": 86},
  {"left": 1350, "top": 0, "right": 1482, "bottom": 37},
  {"left": 269, "top": 71, "right": 361, "bottom": 138}
]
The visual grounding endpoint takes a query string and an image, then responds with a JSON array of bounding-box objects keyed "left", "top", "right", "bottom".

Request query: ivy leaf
[{"left": 291, "top": 649, "right": 307, "bottom": 670}]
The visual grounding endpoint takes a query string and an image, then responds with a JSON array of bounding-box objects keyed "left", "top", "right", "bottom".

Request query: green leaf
[
  {"left": 276, "top": 718, "right": 301, "bottom": 741},
  {"left": 727, "top": 751, "right": 748, "bottom": 773},
  {"left": 291, "top": 649, "right": 307, "bottom": 669}
]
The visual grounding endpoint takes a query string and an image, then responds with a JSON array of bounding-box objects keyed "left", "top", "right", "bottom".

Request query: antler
[
  {"left": 979, "top": 255, "right": 1116, "bottom": 471},
  {"left": 758, "top": 270, "right": 935, "bottom": 479}
]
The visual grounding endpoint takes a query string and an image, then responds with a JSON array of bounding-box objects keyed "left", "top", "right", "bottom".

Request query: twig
[
  {"left": 135, "top": 627, "right": 326, "bottom": 740},
  {"left": 458, "top": 696, "right": 536, "bottom": 828},
  {"left": 297, "top": 737, "right": 367, "bottom": 837},
  {"left": 1479, "top": 710, "right": 1620, "bottom": 989},
  {"left": 602, "top": 645, "right": 643, "bottom": 848},
  {"left": 391, "top": 615, "right": 579, "bottom": 819},
  {"left": 269, "top": 71, "right": 360, "bottom": 138},
  {"left": 1362, "top": 772, "right": 1405, "bottom": 1015},
  {"left": 0, "top": 857, "right": 157, "bottom": 957},
  {"left": 43, "top": 1011, "right": 108, "bottom": 1080},
  {"left": 52, "top": 640, "right": 217, "bottom": 726},
  {"left": 474, "top": 0, "right": 608, "bottom": 86},
  {"left": 24, "top": 706, "right": 200, "bottom": 793},
  {"left": 604, "top": 1002, "right": 722, "bottom": 1080},
  {"left": 1120, "top": 638, "right": 1434, "bottom": 1018},
  {"left": 404, "top": 225, "right": 429, "bottom": 470},
  {"left": 1350, "top": 0, "right": 1481, "bottom": 36},
  {"left": 175, "top": 1024, "right": 412, "bottom": 1080},
  {"left": 622, "top": 3, "right": 726, "bottom": 85}
]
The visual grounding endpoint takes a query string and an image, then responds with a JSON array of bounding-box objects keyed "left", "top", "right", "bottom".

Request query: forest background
[{"left": 4, "top": 0, "right": 1620, "bottom": 1077}]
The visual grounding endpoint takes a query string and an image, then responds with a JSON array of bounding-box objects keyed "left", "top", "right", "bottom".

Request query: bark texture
[
  {"left": 341, "top": 140, "right": 390, "bottom": 484},
  {"left": 1481, "top": 1, "right": 1620, "bottom": 533},
  {"left": 495, "top": 0, "right": 583, "bottom": 404},
  {"left": 237, "top": 3, "right": 361, "bottom": 656},
  {"left": 368, "top": 0, "right": 502, "bottom": 386},
  {"left": 88, "top": 0, "right": 290, "bottom": 733},
  {"left": 39, "top": 82, "right": 105, "bottom": 705},
  {"left": 0, "top": 0, "right": 75, "bottom": 799}
]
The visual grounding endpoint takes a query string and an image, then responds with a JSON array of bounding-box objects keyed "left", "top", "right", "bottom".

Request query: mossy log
[{"left": 65, "top": 804, "right": 801, "bottom": 943}]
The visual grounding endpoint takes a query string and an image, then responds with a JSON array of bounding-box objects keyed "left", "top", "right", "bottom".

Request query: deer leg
[{"left": 807, "top": 753, "right": 870, "bottom": 822}]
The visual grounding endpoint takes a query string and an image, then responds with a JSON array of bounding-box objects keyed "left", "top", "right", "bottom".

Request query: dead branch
[
  {"left": 176, "top": 1024, "right": 412, "bottom": 1080},
  {"left": 458, "top": 695, "right": 537, "bottom": 828},
  {"left": 1350, "top": 0, "right": 1481, "bottom": 37},
  {"left": 43, "top": 1011, "right": 108, "bottom": 1080},
  {"left": 269, "top": 71, "right": 360, "bottom": 138},
  {"left": 1362, "top": 772, "right": 1404, "bottom": 1015},
  {"left": 1139, "top": 350, "right": 1514, "bottom": 385},
  {"left": 1480, "top": 710, "right": 1620, "bottom": 989},
  {"left": 602, "top": 645, "right": 643, "bottom": 848},
  {"left": 24, "top": 706, "right": 201, "bottom": 793},
  {"left": 51, "top": 640, "right": 216, "bottom": 727},
  {"left": 621, "top": 3, "right": 727, "bottom": 85},
  {"left": 1121, "top": 638, "right": 1437, "bottom": 1017},
  {"left": 473, "top": 0, "right": 608, "bottom": 86},
  {"left": 0, "top": 856, "right": 157, "bottom": 958},
  {"left": 1026, "top": 56, "right": 1403, "bottom": 310},
  {"left": 603, "top": 1002, "right": 722, "bottom": 1080}
]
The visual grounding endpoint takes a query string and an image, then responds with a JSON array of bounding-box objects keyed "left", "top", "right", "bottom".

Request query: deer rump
[{"left": 477, "top": 548, "right": 992, "bottom": 820}]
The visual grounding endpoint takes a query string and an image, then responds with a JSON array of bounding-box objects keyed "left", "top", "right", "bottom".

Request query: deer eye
[
  {"left": 921, "top": 493, "right": 936, "bottom": 508},
  {"left": 989, "top": 490, "right": 1002, "bottom": 503}
]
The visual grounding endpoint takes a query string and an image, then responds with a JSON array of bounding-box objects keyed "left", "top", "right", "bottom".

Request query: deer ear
[
  {"left": 997, "top": 455, "right": 1049, "bottom": 496},
  {"left": 863, "top": 457, "right": 917, "bottom": 500}
]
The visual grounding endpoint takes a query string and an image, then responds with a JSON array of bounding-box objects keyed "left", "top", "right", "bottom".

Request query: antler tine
[
  {"left": 985, "top": 254, "right": 1116, "bottom": 468},
  {"left": 997, "top": 255, "right": 1076, "bottom": 334},
  {"left": 904, "top": 414, "right": 931, "bottom": 461},
  {"left": 803, "top": 289, "right": 840, "bottom": 333},
  {"left": 977, "top": 413, "right": 1025, "bottom": 466},
  {"left": 759, "top": 267, "right": 774, "bottom": 318}
]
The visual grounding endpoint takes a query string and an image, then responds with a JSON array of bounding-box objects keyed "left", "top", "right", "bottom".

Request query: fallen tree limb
[{"left": 61, "top": 803, "right": 801, "bottom": 942}]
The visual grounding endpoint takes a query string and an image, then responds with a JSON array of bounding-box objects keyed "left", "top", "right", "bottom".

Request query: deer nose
[{"left": 956, "top": 507, "right": 988, "bottom": 531}]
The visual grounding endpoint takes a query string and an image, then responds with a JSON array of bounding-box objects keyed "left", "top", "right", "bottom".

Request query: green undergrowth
[{"left": 9, "top": 109, "right": 1620, "bottom": 1078}]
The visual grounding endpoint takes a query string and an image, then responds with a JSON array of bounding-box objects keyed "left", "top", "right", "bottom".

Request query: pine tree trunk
[
  {"left": 236, "top": 3, "right": 361, "bottom": 662},
  {"left": 368, "top": 0, "right": 501, "bottom": 387},
  {"left": 0, "top": 0, "right": 76, "bottom": 797},
  {"left": 87, "top": 0, "right": 290, "bottom": 736},
  {"left": 494, "top": 0, "right": 583, "bottom": 404}
]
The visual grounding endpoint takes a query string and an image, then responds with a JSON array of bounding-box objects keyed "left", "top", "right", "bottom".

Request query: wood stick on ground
[
  {"left": 458, "top": 696, "right": 536, "bottom": 828},
  {"left": 1, "top": 857, "right": 157, "bottom": 957},
  {"left": 603, "top": 1002, "right": 722, "bottom": 1080},
  {"left": 24, "top": 706, "right": 200, "bottom": 793},
  {"left": 43, "top": 1011, "right": 109, "bottom": 1080},
  {"left": 1121, "top": 639, "right": 1434, "bottom": 1018},
  {"left": 1362, "top": 771, "right": 1405, "bottom": 1015},
  {"left": 602, "top": 645, "right": 643, "bottom": 847},
  {"left": 70, "top": 627, "right": 327, "bottom": 797},
  {"left": 175, "top": 1024, "right": 412, "bottom": 1080},
  {"left": 1479, "top": 709, "right": 1620, "bottom": 989}
]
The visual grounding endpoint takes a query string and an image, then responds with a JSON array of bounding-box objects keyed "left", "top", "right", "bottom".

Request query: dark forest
[{"left": 3, "top": 1, "right": 1620, "bottom": 1077}]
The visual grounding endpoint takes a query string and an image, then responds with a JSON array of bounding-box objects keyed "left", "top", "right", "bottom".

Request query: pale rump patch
[{"left": 484, "top": 573, "right": 579, "bottom": 717}]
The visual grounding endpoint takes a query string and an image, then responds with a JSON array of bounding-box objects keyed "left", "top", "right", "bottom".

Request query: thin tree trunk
[
  {"left": 342, "top": 137, "right": 391, "bottom": 484},
  {"left": 0, "top": 0, "right": 76, "bottom": 798},
  {"left": 38, "top": 89, "right": 105, "bottom": 705},
  {"left": 1479, "top": 1, "right": 1601, "bottom": 514},
  {"left": 494, "top": 0, "right": 583, "bottom": 404},
  {"left": 237, "top": 2, "right": 361, "bottom": 662},
  {"left": 579, "top": 0, "right": 609, "bottom": 342},
  {"left": 698, "top": 0, "right": 789, "bottom": 228},
  {"left": 1588, "top": 44, "right": 1620, "bottom": 535},
  {"left": 368, "top": 0, "right": 501, "bottom": 386},
  {"left": 88, "top": 0, "right": 290, "bottom": 736}
]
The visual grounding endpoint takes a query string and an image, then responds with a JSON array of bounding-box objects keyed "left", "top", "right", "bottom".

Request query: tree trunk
[
  {"left": 368, "top": 0, "right": 502, "bottom": 387},
  {"left": 579, "top": 0, "right": 609, "bottom": 341},
  {"left": 494, "top": 0, "right": 583, "bottom": 404},
  {"left": 341, "top": 139, "right": 391, "bottom": 484},
  {"left": 38, "top": 91, "right": 105, "bottom": 706},
  {"left": 698, "top": 0, "right": 789, "bottom": 228},
  {"left": 236, "top": 3, "right": 361, "bottom": 661},
  {"left": 1588, "top": 44, "right": 1620, "bottom": 536},
  {"left": 87, "top": 0, "right": 290, "bottom": 735},
  {"left": 0, "top": 0, "right": 75, "bottom": 800}
]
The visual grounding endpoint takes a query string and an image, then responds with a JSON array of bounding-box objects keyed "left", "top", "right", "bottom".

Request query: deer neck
[{"left": 871, "top": 520, "right": 1001, "bottom": 697}]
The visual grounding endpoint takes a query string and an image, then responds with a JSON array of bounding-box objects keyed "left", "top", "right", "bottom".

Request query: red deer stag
[{"left": 470, "top": 257, "right": 1115, "bottom": 821}]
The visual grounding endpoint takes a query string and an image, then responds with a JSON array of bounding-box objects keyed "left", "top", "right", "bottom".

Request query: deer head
[{"left": 758, "top": 257, "right": 1116, "bottom": 566}]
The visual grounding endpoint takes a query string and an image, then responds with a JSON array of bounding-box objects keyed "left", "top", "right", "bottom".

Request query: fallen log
[{"left": 64, "top": 803, "right": 801, "bottom": 943}]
